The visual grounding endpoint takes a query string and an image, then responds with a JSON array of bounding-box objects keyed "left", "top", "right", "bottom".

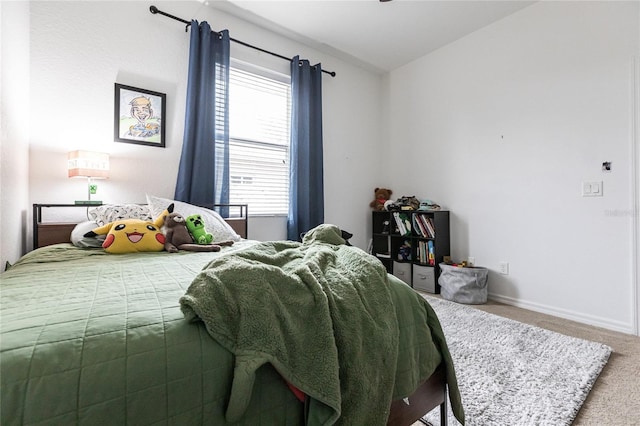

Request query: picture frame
[{"left": 114, "top": 83, "right": 166, "bottom": 147}]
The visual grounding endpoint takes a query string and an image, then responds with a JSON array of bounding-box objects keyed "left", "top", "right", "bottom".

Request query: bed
[{"left": 1, "top": 201, "right": 464, "bottom": 426}]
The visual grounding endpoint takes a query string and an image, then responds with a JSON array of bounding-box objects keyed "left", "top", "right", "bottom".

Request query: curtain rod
[{"left": 149, "top": 5, "right": 336, "bottom": 77}]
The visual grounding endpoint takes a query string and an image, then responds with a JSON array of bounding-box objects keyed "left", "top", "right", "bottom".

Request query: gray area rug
[{"left": 421, "top": 295, "right": 612, "bottom": 426}]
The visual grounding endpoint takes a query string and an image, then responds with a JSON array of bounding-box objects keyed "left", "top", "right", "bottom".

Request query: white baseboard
[
  {"left": 631, "top": 54, "right": 640, "bottom": 336},
  {"left": 488, "top": 293, "right": 634, "bottom": 335}
]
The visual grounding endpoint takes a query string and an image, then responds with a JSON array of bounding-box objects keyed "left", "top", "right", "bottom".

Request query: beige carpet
[{"left": 416, "top": 296, "right": 640, "bottom": 426}]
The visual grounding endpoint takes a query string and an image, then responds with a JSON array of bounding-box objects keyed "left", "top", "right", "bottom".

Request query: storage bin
[
  {"left": 412, "top": 264, "right": 436, "bottom": 293},
  {"left": 393, "top": 261, "right": 412, "bottom": 286},
  {"left": 438, "top": 263, "right": 489, "bottom": 304}
]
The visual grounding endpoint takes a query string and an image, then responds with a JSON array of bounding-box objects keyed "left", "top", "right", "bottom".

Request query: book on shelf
[
  {"left": 427, "top": 217, "right": 436, "bottom": 237},
  {"left": 393, "top": 212, "right": 411, "bottom": 236},
  {"left": 427, "top": 240, "right": 435, "bottom": 266},
  {"left": 413, "top": 214, "right": 428, "bottom": 238},
  {"left": 392, "top": 212, "right": 404, "bottom": 235},
  {"left": 400, "top": 213, "right": 411, "bottom": 236},
  {"left": 419, "top": 215, "right": 435, "bottom": 238},
  {"left": 417, "top": 240, "right": 427, "bottom": 264}
]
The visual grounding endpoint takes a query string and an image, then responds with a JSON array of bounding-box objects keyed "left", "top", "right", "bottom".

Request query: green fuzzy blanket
[{"left": 180, "top": 224, "right": 464, "bottom": 425}]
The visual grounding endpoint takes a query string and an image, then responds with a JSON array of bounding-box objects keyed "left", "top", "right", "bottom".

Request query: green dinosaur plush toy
[{"left": 186, "top": 214, "right": 214, "bottom": 244}]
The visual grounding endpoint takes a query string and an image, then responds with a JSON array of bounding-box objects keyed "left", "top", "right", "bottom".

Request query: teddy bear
[
  {"left": 163, "top": 212, "right": 233, "bottom": 252},
  {"left": 369, "top": 187, "right": 393, "bottom": 211}
]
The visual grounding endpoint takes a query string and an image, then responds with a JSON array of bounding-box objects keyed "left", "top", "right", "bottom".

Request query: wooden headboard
[{"left": 33, "top": 203, "right": 248, "bottom": 249}]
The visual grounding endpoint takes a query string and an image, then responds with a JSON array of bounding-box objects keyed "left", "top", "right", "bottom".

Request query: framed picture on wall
[{"left": 114, "top": 83, "right": 166, "bottom": 147}]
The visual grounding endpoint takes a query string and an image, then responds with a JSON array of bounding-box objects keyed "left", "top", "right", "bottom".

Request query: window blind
[{"left": 228, "top": 63, "right": 291, "bottom": 216}]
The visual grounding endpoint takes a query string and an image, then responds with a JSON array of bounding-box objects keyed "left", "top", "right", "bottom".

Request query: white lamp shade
[{"left": 68, "top": 150, "right": 109, "bottom": 178}]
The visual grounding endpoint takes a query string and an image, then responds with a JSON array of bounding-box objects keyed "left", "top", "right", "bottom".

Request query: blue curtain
[
  {"left": 287, "top": 56, "right": 324, "bottom": 241},
  {"left": 175, "top": 21, "right": 230, "bottom": 215}
]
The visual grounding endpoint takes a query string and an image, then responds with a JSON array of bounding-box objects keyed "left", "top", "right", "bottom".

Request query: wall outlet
[
  {"left": 498, "top": 262, "right": 509, "bottom": 275},
  {"left": 467, "top": 257, "right": 475, "bottom": 266}
]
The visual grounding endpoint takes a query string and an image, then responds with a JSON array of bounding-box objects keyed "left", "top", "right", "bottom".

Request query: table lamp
[{"left": 68, "top": 150, "right": 109, "bottom": 205}]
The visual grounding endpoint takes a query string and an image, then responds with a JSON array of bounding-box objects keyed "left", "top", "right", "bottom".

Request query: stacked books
[
  {"left": 412, "top": 214, "right": 436, "bottom": 238},
  {"left": 416, "top": 240, "right": 436, "bottom": 265}
]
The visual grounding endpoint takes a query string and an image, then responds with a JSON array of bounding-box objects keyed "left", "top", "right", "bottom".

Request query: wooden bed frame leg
[
  {"left": 416, "top": 392, "right": 448, "bottom": 426},
  {"left": 386, "top": 364, "right": 449, "bottom": 426},
  {"left": 439, "top": 391, "right": 448, "bottom": 426},
  {"left": 418, "top": 397, "right": 447, "bottom": 426}
]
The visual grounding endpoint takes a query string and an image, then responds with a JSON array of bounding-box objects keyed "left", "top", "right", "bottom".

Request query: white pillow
[
  {"left": 88, "top": 204, "right": 152, "bottom": 226},
  {"left": 146, "top": 194, "right": 241, "bottom": 242},
  {"left": 70, "top": 221, "right": 106, "bottom": 248}
]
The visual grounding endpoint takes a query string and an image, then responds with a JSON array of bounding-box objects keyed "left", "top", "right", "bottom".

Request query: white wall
[
  {"left": 1, "top": 2, "right": 30, "bottom": 269},
  {"left": 17, "top": 0, "right": 382, "bottom": 252},
  {"left": 387, "top": 1, "right": 640, "bottom": 333},
  {"left": 9, "top": 0, "right": 635, "bottom": 334}
]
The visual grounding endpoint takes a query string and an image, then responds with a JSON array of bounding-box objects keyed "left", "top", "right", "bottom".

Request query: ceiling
[{"left": 209, "top": 0, "right": 537, "bottom": 74}]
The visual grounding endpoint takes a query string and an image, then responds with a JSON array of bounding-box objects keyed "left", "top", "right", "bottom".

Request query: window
[{"left": 228, "top": 61, "right": 291, "bottom": 216}]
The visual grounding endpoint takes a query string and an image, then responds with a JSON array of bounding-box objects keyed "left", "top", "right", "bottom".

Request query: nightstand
[{"left": 32, "top": 203, "right": 102, "bottom": 249}]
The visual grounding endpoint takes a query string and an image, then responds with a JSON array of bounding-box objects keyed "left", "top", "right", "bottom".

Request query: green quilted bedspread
[{"left": 1, "top": 233, "right": 463, "bottom": 425}]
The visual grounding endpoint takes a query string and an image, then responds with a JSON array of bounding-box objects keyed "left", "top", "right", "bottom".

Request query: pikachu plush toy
[{"left": 84, "top": 204, "right": 174, "bottom": 254}]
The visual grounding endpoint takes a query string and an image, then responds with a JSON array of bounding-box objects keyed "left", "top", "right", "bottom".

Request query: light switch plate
[{"left": 582, "top": 181, "right": 603, "bottom": 197}]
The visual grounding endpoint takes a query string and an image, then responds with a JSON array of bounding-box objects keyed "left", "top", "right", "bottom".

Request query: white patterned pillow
[
  {"left": 146, "top": 194, "right": 241, "bottom": 242},
  {"left": 88, "top": 204, "right": 153, "bottom": 226},
  {"left": 70, "top": 221, "right": 106, "bottom": 248}
]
